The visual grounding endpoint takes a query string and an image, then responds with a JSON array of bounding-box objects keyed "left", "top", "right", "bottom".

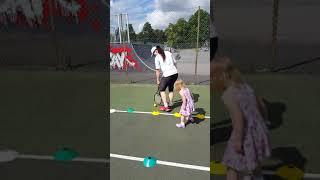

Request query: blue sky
[{"left": 110, "top": 0, "right": 209, "bottom": 33}]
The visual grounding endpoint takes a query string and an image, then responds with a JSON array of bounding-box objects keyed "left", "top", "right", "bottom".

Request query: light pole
[
  {"left": 271, "top": 0, "right": 279, "bottom": 69},
  {"left": 194, "top": 6, "right": 201, "bottom": 83}
]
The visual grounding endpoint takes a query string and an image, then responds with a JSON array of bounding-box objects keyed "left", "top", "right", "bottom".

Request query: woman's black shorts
[{"left": 159, "top": 73, "right": 178, "bottom": 92}]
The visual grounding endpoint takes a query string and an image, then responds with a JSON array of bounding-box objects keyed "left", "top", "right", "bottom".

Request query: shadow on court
[
  {"left": 262, "top": 147, "right": 307, "bottom": 180},
  {"left": 169, "top": 93, "right": 207, "bottom": 126},
  {"left": 211, "top": 99, "right": 287, "bottom": 145},
  {"left": 264, "top": 147, "right": 307, "bottom": 170},
  {"left": 171, "top": 93, "right": 200, "bottom": 109}
]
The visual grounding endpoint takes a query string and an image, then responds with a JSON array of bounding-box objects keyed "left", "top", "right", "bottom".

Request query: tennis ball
[{"left": 153, "top": 103, "right": 157, "bottom": 107}]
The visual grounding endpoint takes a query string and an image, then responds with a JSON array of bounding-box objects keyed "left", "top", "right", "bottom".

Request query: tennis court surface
[
  {"left": 0, "top": 70, "right": 108, "bottom": 179},
  {"left": 110, "top": 84, "right": 210, "bottom": 179}
]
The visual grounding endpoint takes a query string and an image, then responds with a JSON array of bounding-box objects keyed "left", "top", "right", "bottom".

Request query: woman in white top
[{"left": 151, "top": 46, "right": 178, "bottom": 112}]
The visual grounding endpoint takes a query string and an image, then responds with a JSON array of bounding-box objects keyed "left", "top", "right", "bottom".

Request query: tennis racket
[{"left": 154, "top": 85, "right": 162, "bottom": 106}]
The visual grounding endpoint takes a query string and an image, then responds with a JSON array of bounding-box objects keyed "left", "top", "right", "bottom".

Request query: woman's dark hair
[{"left": 156, "top": 46, "right": 166, "bottom": 61}]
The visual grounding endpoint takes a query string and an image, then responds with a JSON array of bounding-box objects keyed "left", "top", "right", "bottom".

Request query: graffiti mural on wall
[
  {"left": 0, "top": 0, "right": 104, "bottom": 31},
  {"left": 110, "top": 45, "right": 141, "bottom": 72}
]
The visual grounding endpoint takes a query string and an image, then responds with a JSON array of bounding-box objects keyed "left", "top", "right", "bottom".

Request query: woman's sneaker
[{"left": 159, "top": 106, "right": 172, "bottom": 112}]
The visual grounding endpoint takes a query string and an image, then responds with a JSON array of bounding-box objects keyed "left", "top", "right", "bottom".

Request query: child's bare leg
[
  {"left": 176, "top": 115, "right": 186, "bottom": 128},
  {"left": 226, "top": 168, "right": 239, "bottom": 180},
  {"left": 180, "top": 115, "right": 186, "bottom": 124}
]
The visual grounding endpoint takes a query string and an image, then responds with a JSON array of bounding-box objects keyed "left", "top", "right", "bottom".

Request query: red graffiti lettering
[
  {"left": 0, "top": 0, "right": 102, "bottom": 32},
  {"left": 110, "top": 45, "right": 141, "bottom": 72}
]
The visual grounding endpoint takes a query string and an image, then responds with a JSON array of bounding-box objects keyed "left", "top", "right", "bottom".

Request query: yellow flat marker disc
[
  {"left": 196, "top": 114, "right": 205, "bottom": 120},
  {"left": 210, "top": 161, "right": 227, "bottom": 175},
  {"left": 173, "top": 112, "right": 181, "bottom": 118},
  {"left": 151, "top": 111, "right": 160, "bottom": 116},
  {"left": 276, "top": 165, "right": 304, "bottom": 180}
]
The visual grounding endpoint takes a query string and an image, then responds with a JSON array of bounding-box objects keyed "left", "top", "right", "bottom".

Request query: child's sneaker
[{"left": 176, "top": 123, "right": 185, "bottom": 128}]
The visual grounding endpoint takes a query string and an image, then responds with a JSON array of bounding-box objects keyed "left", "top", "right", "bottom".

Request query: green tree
[
  {"left": 128, "top": 24, "right": 137, "bottom": 42},
  {"left": 188, "top": 9, "right": 210, "bottom": 46},
  {"left": 137, "top": 22, "right": 156, "bottom": 43},
  {"left": 165, "top": 19, "right": 189, "bottom": 48},
  {"left": 153, "top": 29, "right": 166, "bottom": 44},
  {"left": 164, "top": 9, "right": 209, "bottom": 48},
  {"left": 164, "top": 23, "right": 175, "bottom": 47}
]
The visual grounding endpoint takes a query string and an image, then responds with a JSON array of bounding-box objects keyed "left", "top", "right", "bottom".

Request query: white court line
[
  {"left": 110, "top": 153, "right": 210, "bottom": 172},
  {"left": 303, "top": 173, "right": 320, "bottom": 179},
  {"left": 111, "top": 109, "right": 211, "bottom": 119},
  {"left": 157, "top": 160, "right": 210, "bottom": 171},
  {"left": 262, "top": 170, "right": 320, "bottom": 179},
  {"left": 12, "top": 153, "right": 320, "bottom": 178},
  {"left": 17, "top": 154, "right": 109, "bottom": 163},
  {"left": 18, "top": 154, "right": 54, "bottom": 160},
  {"left": 72, "top": 157, "right": 108, "bottom": 163},
  {"left": 110, "top": 153, "right": 320, "bottom": 178},
  {"left": 113, "top": 110, "right": 127, "bottom": 113},
  {"left": 110, "top": 153, "right": 144, "bottom": 162}
]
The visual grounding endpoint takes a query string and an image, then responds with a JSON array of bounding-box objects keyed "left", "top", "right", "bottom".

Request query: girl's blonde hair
[
  {"left": 174, "top": 79, "right": 186, "bottom": 91},
  {"left": 211, "top": 56, "right": 244, "bottom": 91}
]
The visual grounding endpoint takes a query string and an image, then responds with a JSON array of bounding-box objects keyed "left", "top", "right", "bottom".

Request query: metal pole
[
  {"left": 194, "top": 6, "right": 201, "bottom": 82},
  {"left": 126, "top": 13, "right": 130, "bottom": 43},
  {"left": 271, "top": 0, "right": 279, "bottom": 69},
  {"left": 48, "top": 0, "right": 60, "bottom": 69},
  {"left": 117, "top": 14, "right": 122, "bottom": 43},
  {"left": 113, "top": 15, "right": 118, "bottom": 42}
]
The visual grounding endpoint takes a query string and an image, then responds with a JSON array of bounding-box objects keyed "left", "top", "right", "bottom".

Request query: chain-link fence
[
  {"left": 0, "top": 0, "right": 108, "bottom": 71},
  {"left": 110, "top": 4, "right": 210, "bottom": 83},
  {"left": 110, "top": 6, "right": 209, "bottom": 49},
  {"left": 214, "top": 0, "right": 320, "bottom": 74}
]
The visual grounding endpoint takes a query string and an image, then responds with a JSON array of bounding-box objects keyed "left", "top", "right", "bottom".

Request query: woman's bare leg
[
  {"left": 168, "top": 92, "right": 174, "bottom": 106},
  {"left": 160, "top": 91, "right": 168, "bottom": 107}
]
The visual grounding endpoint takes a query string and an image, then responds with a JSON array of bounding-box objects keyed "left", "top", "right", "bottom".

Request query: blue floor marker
[
  {"left": 143, "top": 156, "right": 157, "bottom": 168},
  {"left": 53, "top": 147, "right": 78, "bottom": 161},
  {"left": 127, "top": 108, "right": 135, "bottom": 113}
]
